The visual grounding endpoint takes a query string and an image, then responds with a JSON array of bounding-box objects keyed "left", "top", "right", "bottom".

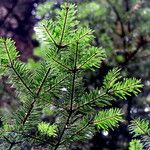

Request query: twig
[
  {"left": 4, "top": 40, "right": 34, "bottom": 96},
  {"left": 43, "top": 25, "right": 57, "bottom": 46},
  {"left": 22, "top": 67, "right": 51, "bottom": 125},
  {"left": 53, "top": 42, "right": 78, "bottom": 150},
  {"left": 59, "top": 4, "right": 69, "bottom": 46}
]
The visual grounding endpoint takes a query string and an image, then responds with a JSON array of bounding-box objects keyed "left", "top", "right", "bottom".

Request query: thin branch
[
  {"left": 36, "top": 67, "right": 51, "bottom": 96},
  {"left": 119, "top": 47, "right": 141, "bottom": 67},
  {"left": 78, "top": 31, "right": 93, "bottom": 41},
  {"left": 53, "top": 42, "right": 79, "bottom": 150},
  {"left": 70, "top": 42, "right": 78, "bottom": 111},
  {"left": 125, "top": 0, "right": 131, "bottom": 32},
  {"left": 51, "top": 57, "right": 71, "bottom": 71},
  {"left": 59, "top": 4, "right": 69, "bottom": 46},
  {"left": 135, "top": 54, "right": 150, "bottom": 59},
  {"left": 21, "top": 99, "right": 35, "bottom": 126},
  {"left": 3, "top": 40, "right": 34, "bottom": 96},
  {"left": 43, "top": 25, "right": 57, "bottom": 46},
  {"left": 4, "top": 136, "right": 20, "bottom": 150},
  {"left": 76, "top": 92, "right": 107, "bottom": 110},
  {"left": 94, "top": 114, "right": 122, "bottom": 124},
  {"left": 4, "top": 136, "right": 11, "bottom": 144},
  {"left": 22, "top": 67, "right": 51, "bottom": 126},
  {"left": 77, "top": 51, "right": 99, "bottom": 70},
  {"left": 46, "top": 74, "right": 69, "bottom": 92},
  {"left": 134, "top": 119, "right": 150, "bottom": 137},
  {"left": 11, "top": 66, "right": 34, "bottom": 95},
  {"left": 8, "top": 144, "right": 14, "bottom": 150},
  {"left": 2, "top": 130, "right": 55, "bottom": 147},
  {"left": 76, "top": 81, "right": 140, "bottom": 110},
  {"left": 60, "top": 118, "right": 93, "bottom": 145}
]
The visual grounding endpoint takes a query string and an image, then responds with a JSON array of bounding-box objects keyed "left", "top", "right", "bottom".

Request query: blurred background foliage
[{"left": 0, "top": 0, "right": 149, "bottom": 149}]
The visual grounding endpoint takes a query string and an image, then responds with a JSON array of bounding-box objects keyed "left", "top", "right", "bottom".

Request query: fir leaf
[
  {"left": 129, "top": 118, "right": 150, "bottom": 137},
  {"left": 103, "top": 68, "right": 143, "bottom": 99},
  {"left": 103, "top": 68, "right": 121, "bottom": 90},
  {"left": 94, "top": 108, "right": 123, "bottom": 130},
  {"left": 38, "top": 122, "right": 57, "bottom": 137},
  {"left": 78, "top": 46, "right": 106, "bottom": 70},
  {"left": 129, "top": 139, "right": 143, "bottom": 150}
]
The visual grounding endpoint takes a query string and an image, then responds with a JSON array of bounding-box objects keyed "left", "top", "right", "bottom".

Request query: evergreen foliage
[
  {"left": 94, "top": 108, "right": 123, "bottom": 130},
  {"left": 129, "top": 118, "right": 150, "bottom": 137},
  {"left": 0, "top": 3, "right": 143, "bottom": 150},
  {"left": 129, "top": 139, "right": 143, "bottom": 150},
  {"left": 129, "top": 118, "right": 150, "bottom": 150},
  {"left": 38, "top": 122, "right": 57, "bottom": 137}
]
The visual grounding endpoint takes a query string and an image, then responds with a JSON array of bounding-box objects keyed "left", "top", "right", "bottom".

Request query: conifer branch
[
  {"left": 2, "top": 130, "right": 55, "bottom": 147},
  {"left": 76, "top": 80, "right": 141, "bottom": 110},
  {"left": 36, "top": 67, "right": 51, "bottom": 96},
  {"left": 43, "top": 25, "right": 57, "bottom": 46},
  {"left": 60, "top": 118, "right": 93, "bottom": 145},
  {"left": 51, "top": 57, "right": 71, "bottom": 71},
  {"left": 77, "top": 51, "right": 99, "bottom": 69},
  {"left": 46, "top": 74, "right": 69, "bottom": 92},
  {"left": 22, "top": 67, "right": 51, "bottom": 126},
  {"left": 3, "top": 40, "right": 34, "bottom": 96},
  {"left": 134, "top": 120, "right": 149, "bottom": 136},
  {"left": 76, "top": 92, "right": 107, "bottom": 110},
  {"left": 78, "top": 31, "right": 93, "bottom": 41},
  {"left": 108, "top": 83, "right": 142, "bottom": 95},
  {"left": 54, "top": 42, "right": 78, "bottom": 150},
  {"left": 59, "top": 4, "right": 69, "bottom": 46},
  {"left": 94, "top": 113, "right": 122, "bottom": 124},
  {"left": 94, "top": 108, "right": 123, "bottom": 130},
  {"left": 22, "top": 99, "right": 35, "bottom": 126},
  {"left": 129, "top": 139, "right": 143, "bottom": 150},
  {"left": 129, "top": 118, "right": 150, "bottom": 136}
]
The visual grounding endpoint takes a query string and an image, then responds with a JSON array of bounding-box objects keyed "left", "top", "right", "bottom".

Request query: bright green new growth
[
  {"left": 129, "top": 140, "right": 143, "bottom": 150},
  {"left": 38, "top": 122, "right": 57, "bottom": 137},
  {"left": 0, "top": 3, "right": 143, "bottom": 150}
]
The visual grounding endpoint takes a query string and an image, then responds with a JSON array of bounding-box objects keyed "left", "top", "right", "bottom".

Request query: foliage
[
  {"left": 129, "top": 117, "right": 150, "bottom": 150},
  {"left": 129, "top": 118, "right": 150, "bottom": 137},
  {"left": 103, "top": 68, "right": 142, "bottom": 99},
  {"left": 129, "top": 139, "right": 143, "bottom": 150},
  {"left": 38, "top": 122, "right": 57, "bottom": 137},
  {"left": 94, "top": 108, "right": 123, "bottom": 130},
  {"left": 0, "top": 2, "right": 143, "bottom": 150},
  {"left": 77, "top": 1, "right": 150, "bottom": 149},
  {"left": 36, "top": 1, "right": 54, "bottom": 18}
]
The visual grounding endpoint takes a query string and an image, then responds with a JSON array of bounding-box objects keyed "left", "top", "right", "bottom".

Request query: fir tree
[{"left": 0, "top": 3, "right": 143, "bottom": 150}]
